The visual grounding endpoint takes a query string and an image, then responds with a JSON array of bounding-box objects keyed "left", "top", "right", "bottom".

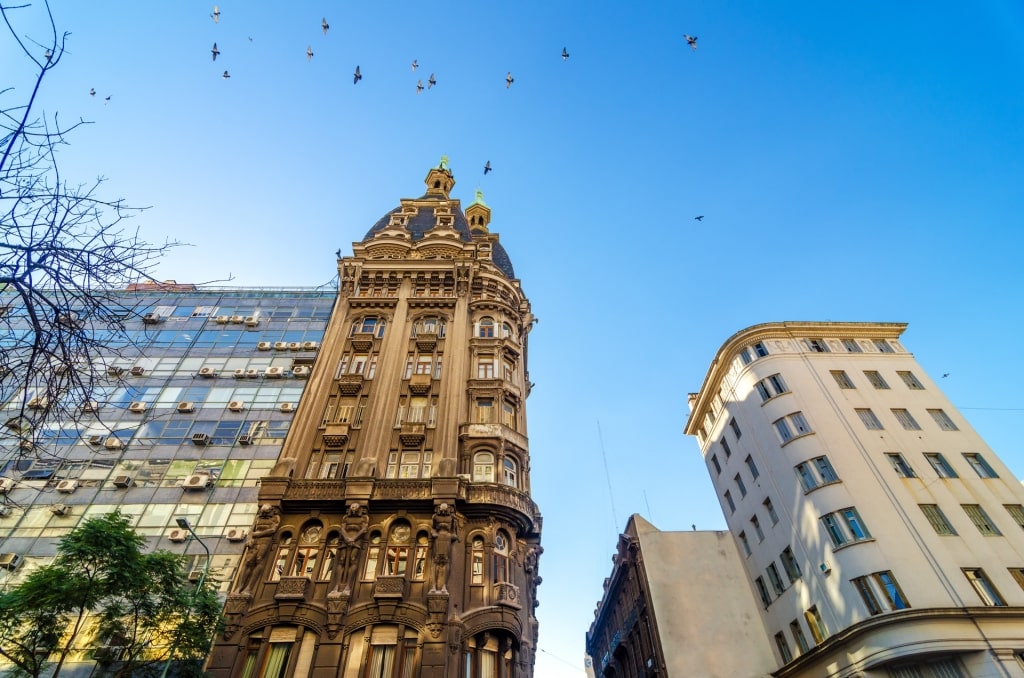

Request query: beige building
[
  {"left": 205, "top": 163, "right": 543, "bottom": 677},
  {"left": 682, "top": 322, "right": 1024, "bottom": 677}
]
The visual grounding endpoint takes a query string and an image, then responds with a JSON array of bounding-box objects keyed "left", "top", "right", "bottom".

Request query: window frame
[
  {"left": 830, "top": 370, "right": 855, "bottom": 389},
  {"left": 963, "top": 453, "right": 998, "bottom": 479},
  {"left": 897, "top": 371, "right": 924, "bottom": 390},
  {"left": 886, "top": 452, "right": 916, "bottom": 478},
  {"left": 963, "top": 568, "right": 1006, "bottom": 606},
  {"left": 924, "top": 452, "right": 958, "bottom": 479},
  {"left": 920, "top": 504, "right": 957, "bottom": 536},
  {"left": 962, "top": 504, "right": 1002, "bottom": 536},
  {"left": 863, "top": 370, "right": 889, "bottom": 389},
  {"left": 928, "top": 409, "right": 959, "bottom": 431}
]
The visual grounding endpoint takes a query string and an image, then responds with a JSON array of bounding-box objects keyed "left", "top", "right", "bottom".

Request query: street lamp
[{"left": 160, "top": 518, "right": 211, "bottom": 678}]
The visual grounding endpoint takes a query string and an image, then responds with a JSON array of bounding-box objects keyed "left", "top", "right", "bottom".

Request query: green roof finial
[
  {"left": 438, "top": 155, "right": 449, "bottom": 170},
  {"left": 473, "top": 188, "right": 487, "bottom": 206}
]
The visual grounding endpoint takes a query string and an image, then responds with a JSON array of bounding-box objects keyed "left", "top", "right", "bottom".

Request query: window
[
  {"left": 472, "top": 452, "right": 494, "bottom": 482},
  {"left": 738, "top": 531, "right": 751, "bottom": 557},
  {"left": 729, "top": 418, "right": 742, "bottom": 440},
  {"left": 874, "top": 571, "right": 910, "bottom": 610},
  {"left": 767, "top": 563, "right": 786, "bottom": 596},
  {"left": 1008, "top": 568, "right": 1024, "bottom": 592},
  {"left": 789, "top": 620, "right": 810, "bottom": 653},
  {"left": 886, "top": 453, "right": 916, "bottom": 478},
  {"left": 764, "top": 498, "right": 779, "bottom": 525},
  {"left": 383, "top": 522, "right": 412, "bottom": 576},
  {"left": 806, "top": 338, "right": 830, "bottom": 353},
  {"left": 924, "top": 453, "right": 958, "bottom": 479},
  {"left": 471, "top": 537, "right": 484, "bottom": 585},
  {"left": 476, "top": 356, "right": 495, "bottom": 379},
  {"left": 873, "top": 339, "right": 894, "bottom": 353},
  {"left": 774, "top": 633, "right": 793, "bottom": 664},
  {"left": 841, "top": 338, "right": 862, "bottom": 353},
  {"left": 963, "top": 568, "right": 1006, "bottom": 606},
  {"left": 920, "top": 504, "right": 957, "bottom": 536},
  {"left": 795, "top": 455, "right": 840, "bottom": 491},
  {"left": 830, "top": 370, "right": 855, "bottom": 389},
  {"left": 864, "top": 370, "right": 889, "bottom": 389},
  {"left": 774, "top": 412, "right": 812, "bottom": 443},
  {"left": 856, "top": 408, "right": 884, "bottom": 430},
  {"left": 780, "top": 547, "right": 801, "bottom": 583},
  {"left": 754, "top": 576, "right": 772, "bottom": 607},
  {"left": 892, "top": 408, "right": 921, "bottom": 431},
  {"left": 474, "top": 399, "right": 494, "bottom": 424},
  {"left": 897, "top": 371, "right": 924, "bottom": 390},
  {"left": 724, "top": 490, "right": 736, "bottom": 514},
  {"left": 739, "top": 347, "right": 753, "bottom": 365},
  {"left": 721, "top": 438, "right": 733, "bottom": 458},
  {"left": 363, "top": 533, "right": 382, "bottom": 580},
  {"left": 745, "top": 455, "right": 760, "bottom": 480},
  {"left": 710, "top": 454, "right": 721, "bottom": 475},
  {"left": 753, "top": 341, "right": 769, "bottom": 357},
  {"left": 804, "top": 606, "right": 827, "bottom": 644},
  {"left": 477, "top": 317, "right": 495, "bottom": 338},
  {"left": 1004, "top": 504, "right": 1024, "bottom": 531},
  {"left": 734, "top": 473, "right": 747, "bottom": 498},
  {"left": 754, "top": 373, "right": 788, "bottom": 401},
  {"left": 502, "top": 457, "right": 517, "bottom": 487},
  {"left": 928, "top": 409, "right": 958, "bottom": 431},
  {"left": 852, "top": 576, "right": 883, "bottom": 615},
  {"left": 751, "top": 515, "right": 765, "bottom": 542},
  {"left": 492, "top": 531, "right": 511, "bottom": 583},
  {"left": 822, "top": 507, "right": 871, "bottom": 548},
  {"left": 962, "top": 504, "right": 1001, "bottom": 536},
  {"left": 963, "top": 453, "right": 998, "bottom": 478}
]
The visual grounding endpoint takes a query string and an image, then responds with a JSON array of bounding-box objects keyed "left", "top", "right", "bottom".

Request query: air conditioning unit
[
  {"left": 191, "top": 433, "right": 210, "bottom": 446},
  {"left": 288, "top": 342, "right": 301, "bottom": 351},
  {"left": 168, "top": 529, "right": 187, "bottom": 543},
  {"left": 0, "top": 553, "right": 21, "bottom": 571},
  {"left": 128, "top": 401, "right": 147, "bottom": 413},
  {"left": 238, "top": 434, "right": 253, "bottom": 446},
  {"left": 280, "top": 402, "right": 295, "bottom": 413},
  {"left": 302, "top": 341, "right": 319, "bottom": 351},
  {"left": 226, "top": 528, "right": 247, "bottom": 542},
  {"left": 104, "top": 438, "right": 123, "bottom": 450},
  {"left": 182, "top": 473, "right": 212, "bottom": 490},
  {"left": 50, "top": 503, "right": 69, "bottom": 516},
  {"left": 228, "top": 401, "right": 245, "bottom": 412},
  {"left": 0, "top": 478, "right": 15, "bottom": 493},
  {"left": 107, "top": 366, "right": 125, "bottom": 377},
  {"left": 198, "top": 367, "right": 217, "bottom": 378},
  {"left": 142, "top": 313, "right": 162, "bottom": 324},
  {"left": 81, "top": 400, "right": 99, "bottom": 413},
  {"left": 87, "top": 434, "right": 105, "bottom": 446},
  {"left": 265, "top": 367, "right": 284, "bottom": 378},
  {"left": 292, "top": 366, "right": 310, "bottom": 378},
  {"left": 0, "top": 506, "right": 11, "bottom": 517},
  {"left": 257, "top": 342, "right": 272, "bottom": 351},
  {"left": 3, "top": 417, "right": 28, "bottom": 433},
  {"left": 177, "top": 401, "right": 195, "bottom": 413},
  {"left": 233, "top": 369, "right": 246, "bottom": 378},
  {"left": 27, "top": 397, "right": 48, "bottom": 410},
  {"left": 113, "top": 475, "right": 134, "bottom": 488},
  {"left": 56, "top": 479, "right": 78, "bottom": 494},
  {"left": 245, "top": 316, "right": 259, "bottom": 327},
  {"left": 215, "top": 315, "right": 230, "bottom": 324},
  {"left": 19, "top": 440, "right": 35, "bottom": 452},
  {"left": 230, "top": 315, "right": 244, "bottom": 324},
  {"left": 273, "top": 342, "right": 288, "bottom": 351},
  {"left": 820, "top": 562, "right": 832, "bottom": 575},
  {"left": 188, "top": 569, "right": 204, "bottom": 583},
  {"left": 130, "top": 366, "right": 145, "bottom": 376},
  {"left": 245, "top": 368, "right": 260, "bottom": 378}
]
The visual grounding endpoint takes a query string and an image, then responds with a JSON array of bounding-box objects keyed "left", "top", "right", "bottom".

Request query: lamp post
[{"left": 160, "top": 517, "right": 211, "bottom": 678}]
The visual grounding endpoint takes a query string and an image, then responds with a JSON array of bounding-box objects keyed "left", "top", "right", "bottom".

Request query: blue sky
[{"left": 5, "top": 1, "right": 1024, "bottom": 674}]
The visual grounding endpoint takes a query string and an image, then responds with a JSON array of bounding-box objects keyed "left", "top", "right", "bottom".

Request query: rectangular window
[
  {"left": 830, "top": 370, "right": 855, "bottom": 389},
  {"left": 873, "top": 339, "right": 895, "bottom": 353},
  {"left": 745, "top": 455, "right": 760, "bottom": 480},
  {"left": 476, "top": 356, "right": 494, "bottom": 379},
  {"left": 804, "top": 606, "right": 828, "bottom": 644},
  {"left": 852, "top": 576, "right": 883, "bottom": 615},
  {"left": 822, "top": 508, "right": 871, "bottom": 547},
  {"left": 754, "top": 576, "right": 772, "bottom": 607},
  {"left": 764, "top": 497, "right": 779, "bottom": 525},
  {"left": 874, "top": 571, "right": 910, "bottom": 609},
  {"left": 886, "top": 453, "right": 916, "bottom": 478},
  {"left": 924, "top": 453, "right": 958, "bottom": 479},
  {"left": 729, "top": 419, "right": 742, "bottom": 440},
  {"left": 1004, "top": 504, "right": 1024, "bottom": 531},
  {"left": 928, "top": 409, "right": 959, "bottom": 431},
  {"left": 774, "top": 418, "right": 794, "bottom": 443},
  {"left": 1008, "top": 568, "right": 1024, "bottom": 592},
  {"left": 813, "top": 456, "right": 839, "bottom": 483},
  {"left": 780, "top": 547, "right": 801, "bottom": 583},
  {"left": 963, "top": 568, "right": 1006, "bottom": 606},
  {"left": 767, "top": 563, "right": 786, "bottom": 596},
  {"left": 775, "top": 412, "right": 812, "bottom": 443},
  {"left": 892, "top": 408, "right": 921, "bottom": 431},
  {"left": 864, "top": 370, "right": 890, "bottom": 389},
  {"left": 755, "top": 373, "right": 788, "bottom": 401},
  {"left": 806, "top": 338, "right": 830, "bottom": 353},
  {"left": 842, "top": 507, "right": 871, "bottom": 540},
  {"left": 735, "top": 473, "right": 747, "bottom": 498},
  {"left": 774, "top": 633, "right": 793, "bottom": 664},
  {"left": 796, "top": 456, "right": 840, "bottom": 492},
  {"left": 751, "top": 515, "right": 765, "bottom": 542},
  {"left": 856, "top": 408, "right": 884, "bottom": 430},
  {"left": 795, "top": 462, "right": 818, "bottom": 491},
  {"left": 738, "top": 531, "right": 751, "bottom": 557},
  {"left": 963, "top": 453, "right": 998, "bottom": 479},
  {"left": 710, "top": 453, "right": 721, "bottom": 475},
  {"left": 724, "top": 490, "right": 736, "bottom": 514},
  {"left": 739, "top": 347, "right": 753, "bottom": 365},
  {"left": 841, "top": 338, "right": 862, "bottom": 353},
  {"left": 962, "top": 504, "right": 1001, "bottom": 536},
  {"left": 721, "top": 438, "right": 733, "bottom": 459},
  {"left": 790, "top": 620, "right": 810, "bottom": 653},
  {"left": 753, "top": 341, "right": 769, "bottom": 357},
  {"left": 920, "top": 504, "right": 957, "bottom": 536},
  {"left": 897, "top": 371, "right": 924, "bottom": 390}
]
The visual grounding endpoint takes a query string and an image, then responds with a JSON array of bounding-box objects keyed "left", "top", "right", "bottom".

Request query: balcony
[
  {"left": 399, "top": 422, "right": 426, "bottom": 446},
  {"left": 322, "top": 424, "right": 350, "bottom": 448},
  {"left": 373, "top": 575, "right": 406, "bottom": 599},
  {"left": 274, "top": 576, "right": 309, "bottom": 601},
  {"left": 493, "top": 582, "right": 521, "bottom": 609},
  {"left": 350, "top": 333, "right": 375, "bottom": 351},
  {"left": 459, "top": 423, "right": 528, "bottom": 452},
  {"left": 466, "top": 483, "right": 540, "bottom": 523},
  {"left": 408, "top": 373, "right": 433, "bottom": 395},
  {"left": 338, "top": 374, "right": 364, "bottom": 395},
  {"left": 415, "top": 332, "right": 438, "bottom": 352}
]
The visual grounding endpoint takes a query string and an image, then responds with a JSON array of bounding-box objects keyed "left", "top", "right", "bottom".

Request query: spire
[
  {"left": 424, "top": 157, "right": 455, "bottom": 197},
  {"left": 466, "top": 188, "right": 491, "bottom": 234}
]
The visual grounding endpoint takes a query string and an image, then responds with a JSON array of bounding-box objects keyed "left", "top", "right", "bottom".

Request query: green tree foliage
[{"left": 0, "top": 512, "right": 222, "bottom": 677}]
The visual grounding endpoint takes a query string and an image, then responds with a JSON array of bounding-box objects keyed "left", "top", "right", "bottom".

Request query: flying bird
[
  {"left": 428, "top": 73, "right": 436, "bottom": 88},
  {"left": 484, "top": 161, "right": 492, "bottom": 175},
  {"left": 353, "top": 65, "right": 362, "bottom": 84},
  {"left": 44, "top": 49, "right": 52, "bottom": 63},
  {"left": 306, "top": 45, "right": 314, "bottom": 62},
  {"left": 322, "top": 18, "right": 329, "bottom": 35},
  {"left": 694, "top": 215, "right": 704, "bottom": 221},
  {"left": 684, "top": 34, "right": 698, "bottom": 51},
  {"left": 211, "top": 42, "right": 220, "bottom": 61},
  {"left": 335, "top": 249, "right": 341, "bottom": 259},
  {"left": 211, "top": 5, "right": 220, "bottom": 23},
  {"left": 942, "top": 373, "right": 950, "bottom": 378},
  {"left": 562, "top": 47, "right": 569, "bottom": 61},
  {"left": 248, "top": 36, "right": 253, "bottom": 42},
  {"left": 89, "top": 88, "right": 95, "bottom": 96},
  {"left": 416, "top": 80, "right": 424, "bottom": 94},
  {"left": 506, "top": 71, "right": 514, "bottom": 88},
  {"left": 222, "top": 70, "right": 230, "bottom": 79},
  {"left": 104, "top": 95, "right": 111, "bottom": 103},
  {"left": 411, "top": 59, "right": 418, "bottom": 71}
]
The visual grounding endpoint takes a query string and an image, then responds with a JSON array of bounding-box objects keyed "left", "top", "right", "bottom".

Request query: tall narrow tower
[{"left": 207, "top": 164, "right": 542, "bottom": 678}]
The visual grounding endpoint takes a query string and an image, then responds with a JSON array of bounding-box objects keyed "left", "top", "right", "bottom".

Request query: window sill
[
  {"left": 830, "top": 538, "right": 875, "bottom": 553},
  {"left": 759, "top": 392, "right": 791, "bottom": 407},
  {"left": 780, "top": 432, "right": 815, "bottom": 448},
  {"left": 802, "top": 480, "right": 841, "bottom": 496}
]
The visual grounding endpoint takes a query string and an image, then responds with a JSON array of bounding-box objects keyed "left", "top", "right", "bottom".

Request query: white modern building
[{"left": 682, "top": 322, "right": 1024, "bottom": 678}]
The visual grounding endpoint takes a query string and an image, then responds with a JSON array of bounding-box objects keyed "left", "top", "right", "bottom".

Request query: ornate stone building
[{"left": 206, "top": 163, "right": 543, "bottom": 678}]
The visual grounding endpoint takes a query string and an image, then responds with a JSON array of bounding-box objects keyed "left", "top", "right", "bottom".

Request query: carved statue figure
[
  {"left": 235, "top": 504, "right": 281, "bottom": 594},
  {"left": 430, "top": 503, "right": 458, "bottom": 593},
  {"left": 335, "top": 502, "right": 369, "bottom": 593}
]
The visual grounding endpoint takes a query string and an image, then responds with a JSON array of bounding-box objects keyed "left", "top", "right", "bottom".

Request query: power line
[
  {"left": 597, "top": 420, "right": 619, "bottom": 535},
  {"left": 538, "top": 647, "right": 587, "bottom": 673}
]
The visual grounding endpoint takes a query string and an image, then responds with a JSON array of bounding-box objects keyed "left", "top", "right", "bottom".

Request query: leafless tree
[{"left": 1, "top": 2, "right": 179, "bottom": 468}]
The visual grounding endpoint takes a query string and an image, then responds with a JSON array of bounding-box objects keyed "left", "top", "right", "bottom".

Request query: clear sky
[{"left": 5, "top": 1, "right": 1024, "bottom": 675}]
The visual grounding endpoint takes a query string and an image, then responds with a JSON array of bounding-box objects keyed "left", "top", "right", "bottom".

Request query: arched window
[
  {"left": 493, "top": 531, "right": 510, "bottom": 583},
  {"left": 290, "top": 522, "right": 322, "bottom": 578},
  {"left": 464, "top": 631, "right": 516, "bottom": 678},
  {"left": 352, "top": 316, "right": 386, "bottom": 338},
  {"left": 478, "top": 317, "right": 495, "bottom": 338},
  {"left": 271, "top": 533, "right": 293, "bottom": 581},
  {"left": 501, "top": 322, "right": 513, "bottom": 339},
  {"left": 363, "top": 532, "right": 382, "bottom": 580},
  {"left": 473, "top": 452, "right": 494, "bottom": 482},
  {"left": 471, "top": 536, "right": 485, "bottom": 585},
  {"left": 413, "top": 316, "right": 446, "bottom": 338},
  {"left": 502, "top": 457, "right": 517, "bottom": 488},
  {"left": 384, "top": 521, "right": 411, "bottom": 576}
]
